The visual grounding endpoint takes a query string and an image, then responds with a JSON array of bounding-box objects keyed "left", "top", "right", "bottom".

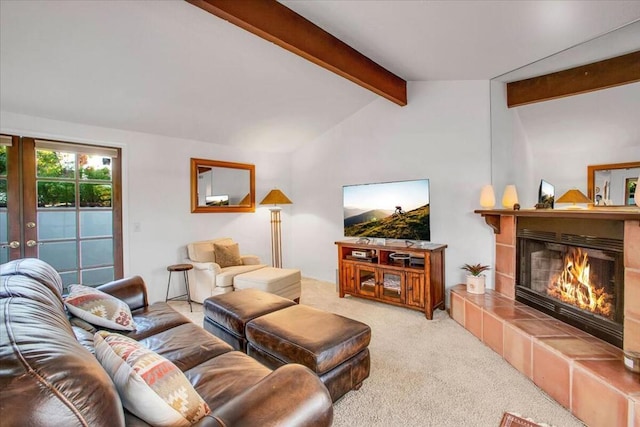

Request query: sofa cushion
[
  {"left": 138, "top": 322, "right": 233, "bottom": 372},
  {"left": 95, "top": 331, "right": 210, "bottom": 427},
  {"left": 126, "top": 302, "right": 192, "bottom": 341},
  {"left": 213, "top": 243, "right": 242, "bottom": 268},
  {"left": 0, "top": 257, "right": 63, "bottom": 300},
  {"left": 65, "top": 284, "right": 136, "bottom": 331},
  {"left": 1, "top": 273, "right": 66, "bottom": 312},
  {"left": 68, "top": 300, "right": 192, "bottom": 343},
  {"left": 184, "top": 351, "right": 272, "bottom": 411}
]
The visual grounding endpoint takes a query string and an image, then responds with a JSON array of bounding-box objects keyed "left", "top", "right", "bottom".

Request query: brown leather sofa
[{"left": 0, "top": 258, "right": 333, "bottom": 427}]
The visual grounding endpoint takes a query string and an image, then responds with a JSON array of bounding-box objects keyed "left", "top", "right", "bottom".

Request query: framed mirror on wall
[
  {"left": 588, "top": 161, "right": 640, "bottom": 206},
  {"left": 190, "top": 158, "right": 255, "bottom": 213}
]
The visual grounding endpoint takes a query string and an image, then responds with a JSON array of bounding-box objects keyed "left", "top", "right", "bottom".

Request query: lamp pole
[{"left": 269, "top": 207, "right": 283, "bottom": 268}]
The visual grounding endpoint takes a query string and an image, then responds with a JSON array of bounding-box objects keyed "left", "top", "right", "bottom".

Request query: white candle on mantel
[
  {"left": 479, "top": 185, "right": 496, "bottom": 209},
  {"left": 502, "top": 185, "right": 519, "bottom": 209}
]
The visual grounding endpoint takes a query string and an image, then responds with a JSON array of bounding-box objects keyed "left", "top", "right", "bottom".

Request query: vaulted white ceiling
[{"left": 1, "top": 1, "right": 639, "bottom": 152}]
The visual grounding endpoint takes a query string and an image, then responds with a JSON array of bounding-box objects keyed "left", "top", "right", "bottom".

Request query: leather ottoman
[
  {"left": 203, "top": 289, "right": 296, "bottom": 351},
  {"left": 246, "top": 304, "right": 371, "bottom": 402}
]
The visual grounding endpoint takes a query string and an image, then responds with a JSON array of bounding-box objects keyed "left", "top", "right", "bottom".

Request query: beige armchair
[{"left": 185, "top": 238, "right": 266, "bottom": 303}]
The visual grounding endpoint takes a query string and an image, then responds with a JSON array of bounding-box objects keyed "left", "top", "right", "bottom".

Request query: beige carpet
[{"left": 171, "top": 278, "right": 585, "bottom": 427}]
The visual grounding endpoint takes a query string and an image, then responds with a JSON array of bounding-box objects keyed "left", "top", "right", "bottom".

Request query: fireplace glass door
[{"left": 517, "top": 232, "right": 624, "bottom": 348}]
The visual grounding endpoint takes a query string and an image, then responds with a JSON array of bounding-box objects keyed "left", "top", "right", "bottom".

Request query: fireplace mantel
[{"left": 475, "top": 208, "right": 640, "bottom": 234}]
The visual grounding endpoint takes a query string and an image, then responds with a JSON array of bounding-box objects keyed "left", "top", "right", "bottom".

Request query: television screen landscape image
[
  {"left": 205, "top": 195, "right": 229, "bottom": 206},
  {"left": 343, "top": 179, "right": 430, "bottom": 241}
]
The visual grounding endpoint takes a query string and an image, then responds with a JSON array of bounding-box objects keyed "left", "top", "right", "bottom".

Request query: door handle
[
  {"left": 26, "top": 240, "right": 39, "bottom": 247},
  {"left": 5, "top": 241, "right": 20, "bottom": 249}
]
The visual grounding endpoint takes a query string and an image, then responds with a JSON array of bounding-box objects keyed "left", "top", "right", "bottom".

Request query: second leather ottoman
[
  {"left": 246, "top": 304, "right": 371, "bottom": 402},
  {"left": 203, "top": 289, "right": 296, "bottom": 351}
]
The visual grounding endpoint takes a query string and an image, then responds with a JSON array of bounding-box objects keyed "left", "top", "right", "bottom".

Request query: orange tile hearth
[{"left": 450, "top": 285, "right": 640, "bottom": 427}]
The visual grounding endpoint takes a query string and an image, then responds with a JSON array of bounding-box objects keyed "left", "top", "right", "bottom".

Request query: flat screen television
[
  {"left": 343, "top": 179, "right": 430, "bottom": 241},
  {"left": 538, "top": 180, "right": 555, "bottom": 208}
]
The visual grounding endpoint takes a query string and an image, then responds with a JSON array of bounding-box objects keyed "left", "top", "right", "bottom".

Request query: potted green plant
[{"left": 461, "top": 263, "right": 490, "bottom": 294}]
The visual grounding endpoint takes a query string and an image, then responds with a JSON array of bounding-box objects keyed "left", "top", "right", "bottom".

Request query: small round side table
[{"left": 165, "top": 263, "right": 193, "bottom": 312}]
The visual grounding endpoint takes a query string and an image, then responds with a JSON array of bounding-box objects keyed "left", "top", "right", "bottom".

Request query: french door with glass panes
[{"left": 0, "top": 135, "right": 122, "bottom": 290}]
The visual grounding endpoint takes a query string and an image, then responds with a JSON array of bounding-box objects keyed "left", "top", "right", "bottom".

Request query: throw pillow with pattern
[
  {"left": 94, "top": 331, "right": 210, "bottom": 427},
  {"left": 213, "top": 242, "right": 242, "bottom": 268},
  {"left": 64, "top": 284, "right": 136, "bottom": 331}
]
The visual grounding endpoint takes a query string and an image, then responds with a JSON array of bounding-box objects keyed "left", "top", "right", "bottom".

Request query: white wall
[
  {"left": 289, "top": 81, "right": 495, "bottom": 294},
  {"left": 1, "top": 111, "right": 290, "bottom": 303}
]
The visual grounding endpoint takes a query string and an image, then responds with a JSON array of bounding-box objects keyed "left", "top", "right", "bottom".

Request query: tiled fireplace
[
  {"left": 450, "top": 209, "right": 640, "bottom": 427},
  {"left": 516, "top": 216, "right": 624, "bottom": 348}
]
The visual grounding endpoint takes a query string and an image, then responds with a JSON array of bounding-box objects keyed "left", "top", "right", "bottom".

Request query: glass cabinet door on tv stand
[
  {"left": 378, "top": 269, "right": 404, "bottom": 304},
  {"left": 353, "top": 265, "right": 405, "bottom": 303},
  {"left": 335, "top": 240, "right": 447, "bottom": 320},
  {"left": 355, "top": 265, "right": 377, "bottom": 298}
]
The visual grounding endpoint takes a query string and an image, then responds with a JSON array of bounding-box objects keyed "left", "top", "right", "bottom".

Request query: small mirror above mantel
[
  {"left": 587, "top": 161, "right": 639, "bottom": 207},
  {"left": 190, "top": 158, "right": 255, "bottom": 213}
]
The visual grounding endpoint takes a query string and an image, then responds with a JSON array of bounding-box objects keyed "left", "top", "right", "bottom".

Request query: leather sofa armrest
[
  {"left": 241, "top": 255, "right": 261, "bottom": 265},
  {"left": 97, "top": 275, "right": 148, "bottom": 311},
  {"left": 211, "top": 364, "right": 333, "bottom": 427}
]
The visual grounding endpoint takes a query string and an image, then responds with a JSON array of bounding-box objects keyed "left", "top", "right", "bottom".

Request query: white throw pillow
[
  {"left": 94, "top": 331, "right": 210, "bottom": 427},
  {"left": 64, "top": 284, "right": 135, "bottom": 331}
]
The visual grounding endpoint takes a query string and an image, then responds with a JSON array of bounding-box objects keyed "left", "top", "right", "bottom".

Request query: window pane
[
  {"left": 38, "top": 181, "right": 75, "bottom": 207},
  {"left": 81, "top": 267, "right": 114, "bottom": 286},
  {"left": 79, "top": 154, "right": 112, "bottom": 181},
  {"left": 81, "top": 238, "right": 113, "bottom": 268},
  {"left": 0, "top": 248, "right": 8, "bottom": 264},
  {"left": 40, "top": 241, "right": 77, "bottom": 271},
  {"left": 0, "top": 211, "right": 6, "bottom": 242},
  {"left": 60, "top": 271, "right": 79, "bottom": 294},
  {"left": 0, "top": 146, "right": 6, "bottom": 176},
  {"left": 79, "top": 183, "right": 111, "bottom": 207},
  {"left": 80, "top": 211, "right": 112, "bottom": 238},
  {"left": 38, "top": 211, "right": 76, "bottom": 240},
  {"left": 36, "top": 150, "right": 75, "bottom": 178},
  {"left": 0, "top": 179, "right": 6, "bottom": 208}
]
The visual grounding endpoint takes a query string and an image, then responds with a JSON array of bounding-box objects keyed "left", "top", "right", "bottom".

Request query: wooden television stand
[{"left": 335, "top": 240, "right": 447, "bottom": 319}]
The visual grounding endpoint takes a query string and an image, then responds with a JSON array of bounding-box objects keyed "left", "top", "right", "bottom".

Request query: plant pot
[{"left": 466, "top": 275, "right": 486, "bottom": 294}]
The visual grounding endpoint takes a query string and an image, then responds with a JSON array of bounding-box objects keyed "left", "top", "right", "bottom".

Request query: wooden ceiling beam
[
  {"left": 186, "top": 0, "right": 407, "bottom": 106},
  {"left": 507, "top": 50, "right": 640, "bottom": 108}
]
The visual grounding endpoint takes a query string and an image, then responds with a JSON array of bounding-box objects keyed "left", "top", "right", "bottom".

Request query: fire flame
[{"left": 547, "top": 248, "right": 613, "bottom": 319}]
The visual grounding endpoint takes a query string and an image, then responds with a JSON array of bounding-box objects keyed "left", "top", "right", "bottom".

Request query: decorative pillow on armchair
[
  {"left": 64, "top": 284, "right": 136, "bottom": 331},
  {"left": 94, "top": 331, "right": 210, "bottom": 427},
  {"left": 214, "top": 242, "right": 243, "bottom": 268}
]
